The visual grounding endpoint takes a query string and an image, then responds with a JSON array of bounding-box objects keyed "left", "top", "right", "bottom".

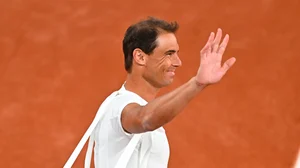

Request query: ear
[{"left": 132, "top": 48, "right": 147, "bottom": 66}]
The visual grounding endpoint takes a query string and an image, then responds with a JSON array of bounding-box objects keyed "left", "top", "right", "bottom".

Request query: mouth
[{"left": 166, "top": 70, "right": 176, "bottom": 77}]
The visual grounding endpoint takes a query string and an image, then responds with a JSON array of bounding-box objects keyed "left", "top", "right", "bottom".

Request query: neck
[{"left": 124, "top": 73, "right": 160, "bottom": 102}]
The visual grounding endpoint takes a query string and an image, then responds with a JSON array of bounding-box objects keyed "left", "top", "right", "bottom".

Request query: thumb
[
  {"left": 293, "top": 148, "right": 300, "bottom": 168},
  {"left": 221, "top": 57, "right": 236, "bottom": 73}
]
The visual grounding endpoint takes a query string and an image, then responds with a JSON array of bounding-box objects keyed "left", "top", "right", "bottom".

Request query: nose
[{"left": 171, "top": 54, "right": 182, "bottom": 67}]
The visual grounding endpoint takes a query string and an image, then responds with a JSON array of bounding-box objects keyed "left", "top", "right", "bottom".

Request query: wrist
[{"left": 191, "top": 77, "right": 209, "bottom": 90}]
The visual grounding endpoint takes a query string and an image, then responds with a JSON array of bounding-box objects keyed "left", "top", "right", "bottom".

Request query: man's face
[{"left": 143, "top": 33, "right": 182, "bottom": 88}]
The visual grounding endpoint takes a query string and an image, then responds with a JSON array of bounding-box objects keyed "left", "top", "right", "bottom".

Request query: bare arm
[
  {"left": 122, "top": 77, "right": 206, "bottom": 133},
  {"left": 122, "top": 28, "right": 236, "bottom": 133}
]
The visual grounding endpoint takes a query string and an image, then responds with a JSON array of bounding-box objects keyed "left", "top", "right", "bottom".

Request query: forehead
[{"left": 155, "top": 33, "right": 179, "bottom": 51}]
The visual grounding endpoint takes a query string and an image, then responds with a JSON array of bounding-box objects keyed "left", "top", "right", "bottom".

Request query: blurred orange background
[{"left": 0, "top": 0, "right": 300, "bottom": 167}]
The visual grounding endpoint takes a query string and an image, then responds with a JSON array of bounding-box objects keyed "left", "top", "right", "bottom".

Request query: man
[{"left": 93, "top": 17, "right": 236, "bottom": 167}]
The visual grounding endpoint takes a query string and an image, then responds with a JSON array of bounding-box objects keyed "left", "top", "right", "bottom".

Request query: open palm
[{"left": 196, "top": 28, "right": 236, "bottom": 85}]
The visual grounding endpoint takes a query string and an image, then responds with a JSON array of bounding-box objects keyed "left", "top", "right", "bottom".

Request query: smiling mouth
[{"left": 166, "top": 71, "right": 175, "bottom": 76}]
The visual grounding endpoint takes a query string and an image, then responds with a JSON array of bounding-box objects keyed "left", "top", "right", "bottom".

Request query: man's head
[{"left": 123, "top": 17, "right": 182, "bottom": 88}]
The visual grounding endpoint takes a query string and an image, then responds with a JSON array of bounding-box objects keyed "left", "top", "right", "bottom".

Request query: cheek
[
  {"left": 154, "top": 59, "right": 172, "bottom": 81},
  {"left": 147, "top": 57, "right": 171, "bottom": 77},
  {"left": 154, "top": 56, "right": 170, "bottom": 68},
  {"left": 158, "top": 58, "right": 172, "bottom": 73}
]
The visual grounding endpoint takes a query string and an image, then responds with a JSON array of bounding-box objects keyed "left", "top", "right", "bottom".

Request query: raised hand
[{"left": 195, "top": 28, "right": 236, "bottom": 85}]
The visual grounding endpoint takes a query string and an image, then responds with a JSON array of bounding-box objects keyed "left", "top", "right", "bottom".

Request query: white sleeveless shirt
[{"left": 93, "top": 86, "right": 170, "bottom": 168}]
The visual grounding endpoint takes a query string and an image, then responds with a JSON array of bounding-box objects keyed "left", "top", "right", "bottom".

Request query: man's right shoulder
[
  {"left": 110, "top": 91, "right": 144, "bottom": 107},
  {"left": 100, "top": 91, "right": 141, "bottom": 117}
]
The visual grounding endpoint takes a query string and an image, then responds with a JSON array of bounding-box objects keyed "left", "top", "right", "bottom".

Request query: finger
[
  {"left": 217, "top": 34, "right": 229, "bottom": 56},
  {"left": 209, "top": 32, "right": 215, "bottom": 43},
  {"left": 212, "top": 28, "right": 222, "bottom": 53},
  {"left": 200, "top": 32, "right": 214, "bottom": 56},
  {"left": 293, "top": 149, "right": 300, "bottom": 168},
  {"left": 221, "top": 57, "right": 236, "bottom": 73}
]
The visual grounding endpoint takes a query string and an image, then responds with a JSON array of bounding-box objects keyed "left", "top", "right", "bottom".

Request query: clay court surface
[{"left": 1, "top": 0, "right": 300, "bottom": 167}]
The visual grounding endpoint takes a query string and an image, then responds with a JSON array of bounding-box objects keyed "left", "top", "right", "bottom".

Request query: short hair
[{"left": 122, "top": 17, "right": 179, "bottom": 73}]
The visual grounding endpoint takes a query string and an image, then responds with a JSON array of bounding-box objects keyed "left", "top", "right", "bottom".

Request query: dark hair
[{"left": 122, "top": 17, "right": 179, "bottom": 72}]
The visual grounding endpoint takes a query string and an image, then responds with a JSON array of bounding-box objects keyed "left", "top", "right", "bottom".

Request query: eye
[{"left": 166, "top": 52, "right": 173, "bottom": 56}]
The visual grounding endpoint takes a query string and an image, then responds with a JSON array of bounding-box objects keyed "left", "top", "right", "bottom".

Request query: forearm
[{"left": 141, "top": 77, "right": 208, "bottom": 131}]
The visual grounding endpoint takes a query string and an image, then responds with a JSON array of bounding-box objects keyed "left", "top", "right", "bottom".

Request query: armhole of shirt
[{"left": 112, "top": 92, "right": 143, "bottom": 137}]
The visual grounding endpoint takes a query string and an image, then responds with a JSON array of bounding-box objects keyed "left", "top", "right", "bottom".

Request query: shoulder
[
  {"left": 104, "top": 90, "right": 146, "bottom": 117},
  {"left": 111, "top": 91, "right": 147, "bottom": 106}
]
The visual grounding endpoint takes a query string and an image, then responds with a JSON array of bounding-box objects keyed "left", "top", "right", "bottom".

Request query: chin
[
  {"left": 150, "top": 76, "right": 175, "bottom": 88},
  {"left": 162, "top": 78, "right": 174, "bottom": 87}
]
